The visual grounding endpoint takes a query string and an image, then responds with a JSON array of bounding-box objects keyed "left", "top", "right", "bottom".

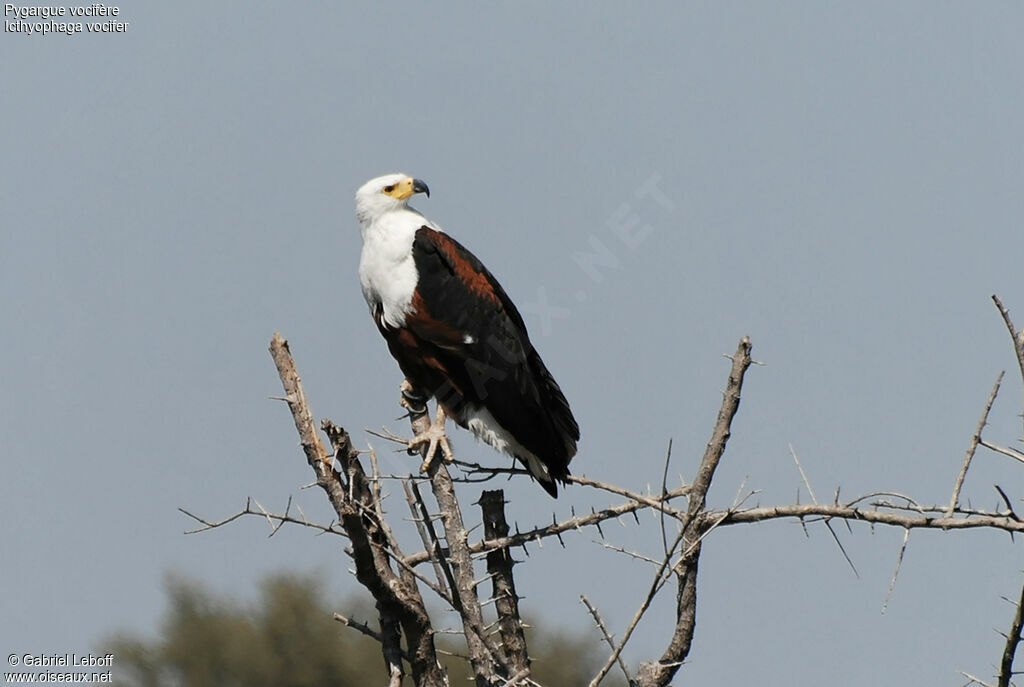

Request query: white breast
[{"left": 358, "top": 209, "right": 425, "bottom": 328}]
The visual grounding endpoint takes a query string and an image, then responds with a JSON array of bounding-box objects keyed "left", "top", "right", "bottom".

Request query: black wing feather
[{"left": 407, "top": 227, "right": 578, "bottom": 477}]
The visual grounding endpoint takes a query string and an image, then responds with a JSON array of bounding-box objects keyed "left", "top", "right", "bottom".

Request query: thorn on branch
[
  {"left": 580, "top": 595, "right": 632, "bottom": 686},
  {"left": 994, "top": 486, "right": 1021, "bottom": 522},
  {"left": 881, "top": 528, "right": 910, "bottom": 614}
]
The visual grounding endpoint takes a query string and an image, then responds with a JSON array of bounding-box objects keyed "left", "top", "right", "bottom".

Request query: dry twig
[
  {"left": 581, "top": 595, "right": 632, "bottom": 686},
  {"left": 949, "top": 372, "right": 1006, "bottom": 516},
  {"left": 999, "top": 566, "right": 1024, "bottom": 687},
  {"left": 185, "top": 298, "right": 1024, "bottom": 686},
  {"left": 269, "top": 334, "right": 445, "bottom": 687}
]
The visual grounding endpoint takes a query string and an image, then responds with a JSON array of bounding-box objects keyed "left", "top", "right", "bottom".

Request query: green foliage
[
  {"left": 106, "top": 572, "right": 625, "bottom": 687},
  {"left": 107, "top": 572, "right": 378, "bottom": 687}
]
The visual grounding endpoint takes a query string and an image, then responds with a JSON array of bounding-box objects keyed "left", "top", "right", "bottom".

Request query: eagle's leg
[{"left": 399, "top": 380, "right": 455, "bottom": 472}]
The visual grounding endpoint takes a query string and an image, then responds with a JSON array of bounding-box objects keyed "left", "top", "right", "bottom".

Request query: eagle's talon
[
  {"left": 408, "top": 405, "right": 454, "bottom": 472},
  {"left": 399, "top": 379, "right": 429, "bottom": 416}
]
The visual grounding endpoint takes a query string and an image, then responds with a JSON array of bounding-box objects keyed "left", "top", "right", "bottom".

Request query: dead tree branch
[
  {"left": 481, "top": 490, "right": 530, "bottom": 678},
  {"left": 402, "top": 485, "right": 691, "bottom": 567},
  {"left": 981, "top": 440, "right": 1024, "bottom": 465},
  {"left": 993, "top": 294, "right": 1024, "bottom": 391},
  {"left": 949, "top": 372, "right": 1006, "bottom": 516},
  {"left": 581, "top": 595, "right": 632, "bottom": 686},
  {"left": 408, "top": 399, "right": 509, "bottom": 685},
  {"left": 269, "top": 333, "right": 446, "bottom": 687},
  {"left": 999, "top": 565, "right": 1024, "bottom": 687},
  {"left": 431, "top": 462, "right": 502, "bottom": 683},
  {"left": 710, "top": 503, "right": 1024, "bottom": 531},
  {"left": 189, "top": 296, "right": 1024, "bottom": 685},
  {"left": 404, "top": 480, "right": 453, "bottom": 599},
  {"left": 635, "top": 336, "right": 753, "bottom": 687},
  {"left": 179, "top": 497, "right": 345, "bottom": 537}
]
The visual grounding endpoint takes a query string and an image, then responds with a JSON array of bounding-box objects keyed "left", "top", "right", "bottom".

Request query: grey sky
[{"left": 3, "top": 3, "right": 1023, "bottom": 684}]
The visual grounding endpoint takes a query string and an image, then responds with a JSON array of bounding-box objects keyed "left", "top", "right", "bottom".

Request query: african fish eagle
[{"left": 355, "top": 173, "right": 579, "bottom": 497}]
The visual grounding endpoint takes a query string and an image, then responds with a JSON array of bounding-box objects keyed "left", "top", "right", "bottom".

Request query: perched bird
[{"left": 355, "top": 173, "right": 579, "bottom": 497}]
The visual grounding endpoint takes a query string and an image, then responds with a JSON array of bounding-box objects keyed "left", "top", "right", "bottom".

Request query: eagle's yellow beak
[{"left": 386, "top": 177, "right": 430, "bottom": 200}]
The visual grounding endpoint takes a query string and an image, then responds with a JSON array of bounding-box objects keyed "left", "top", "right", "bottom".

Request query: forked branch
[
  {"left": 189, "top": 296, "right": 1024, "bottom": 686},
  {"left": 633, "top": 336, "right": 753, "bottom": 687},
  {"left": 269, "top": 333, "right": 446, "bottom": 687}
]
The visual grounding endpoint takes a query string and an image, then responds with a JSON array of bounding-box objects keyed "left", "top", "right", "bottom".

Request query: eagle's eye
[{"left": 383, "top": 185, "right": 395, "bottom": 193}]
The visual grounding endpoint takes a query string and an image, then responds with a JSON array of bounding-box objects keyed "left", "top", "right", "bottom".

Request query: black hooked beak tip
[{"left": 413, "top": 178, "right": 430, "bottom": 198}]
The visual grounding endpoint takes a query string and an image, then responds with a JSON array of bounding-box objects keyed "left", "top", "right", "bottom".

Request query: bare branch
[
  {"left": 961, "top": 671, "right": 997, "bottom": 687},
  {"left": 404, "top": 490, "right": 690, "bottom": 568},
  {"left": 847, "top": 491, "right": 925, "bottom": 511},
  {"left": 881, "top": 528, "right": 910, "bottom": 613},
  {"left": 567, "top": 473, "right": 689, "bottom": 519},
  {"left": 598, "top": 541, "right": 663, "bottom": 566},
  {"left": 981, "top": 439, "right": 1024, "bottom": 465},
  {"left": 252, "top": 294, "right": 1024, "bottom": 687},
  {"left": 580, "top": 595, "right": 632, "bottom": 686},
  {"left": 993, "top": 294, "right": 1024, "bottom": 392},
  {"left": 333, "top": 612, "right": 411, "bottom": 661},
  {"left": 591, "top": 528, "right": 685, "bottom": 687},
  {"left": 790, "top": 443, "right": 819, "bottom": 504},
  {"left": 179, "top": 501, "right": 345, "bottom": 538},
  {"left": 712, "top": 503, "right": 1024, "bottom": 533},
  {"left": 950, "top": 372, "right": 1006, "bottom": 516},
  {"left": 269, "top": 333, "right": 332, "bottom": 470},
  {"left": 404, "top": 480, "right": 453, "bottom": 598},
  {"left": 269, "top": 334, "right": 447, "bottom": 686},
  {"left": 179, "top": 503, "right": 252, "bottom": 534},
  {"left": 999, "top": 567, "right": 1024, "bottom": 687},
  {"left": 690, "top": 338, "right": 752, "bottom": 505},
  {"left": 410, "top": 398, "right": 508, "bottom": 684},
  {"left": 790, "top": 445, "right": 858, "bottom": 577},
  {"left": 660, "top": 439, "right": 675, "bottom": 559},
  {"left": 481, "top": 490, "right": 530, "bottom": 677},
  {"left": 636, "top": 336, "right": 754, "bottom": 687}
]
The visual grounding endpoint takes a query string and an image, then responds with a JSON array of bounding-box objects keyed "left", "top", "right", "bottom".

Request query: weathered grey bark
[
  {"left": 993, "top": 294, "right": 1024, "bottom": 395},
  {"left": 269, "top": 333, "right": 447, "bottom": 687},
  {"left": 233, "top": 298, "right": 1024, "bottom": 686},
  {"left": 999, "top": 567, "right": 1024, "bottom": 687},
  {"left": 481, "top": 489, "right": 530, "bottom": 676},
  {"left": 636, "top": 336, "right": 752, "bottom": 687},
  {"left": 993, "top": 296, "right": 1024, "bottom": 687}
]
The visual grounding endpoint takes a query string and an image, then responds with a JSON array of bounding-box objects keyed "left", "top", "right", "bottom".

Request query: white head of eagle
[{"left": 355, "top": 173, "right": 580, "bottom": 497}]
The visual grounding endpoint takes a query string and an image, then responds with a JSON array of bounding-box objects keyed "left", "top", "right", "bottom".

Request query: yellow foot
[{"left": 409, "top": 405, "right": 455, "bottom": 472}]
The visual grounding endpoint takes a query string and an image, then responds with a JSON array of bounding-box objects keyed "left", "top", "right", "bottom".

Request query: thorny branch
[
  {"left": 413, "top": 415, "right": 511, "bottom": 685},
  {"left": 949, "top": 372, "right": 1005, "bottom": 517},
  {"left": 634, "top": 337, "right": 753, "bottom": 687},
  {"left": 580, "top": 595, "right": 631, "bottom": 686},
  {"left": 999, "top": 567, "right": 1024, "bottom": 687},
  {"left": 992, "top": 295, "right": 1024, "bottom": 687},
  {"left": 181, "top": 297, "right": 1024, "bottom": 686},
  {"left": 993, "top": 294, "right": 1024, "bottom": 393},
  {"left": 481, "top": 490, "right": 530, "bottom": 677},
  {"left": 268, "top": 333, "right": 445, "bottom": 687}
]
